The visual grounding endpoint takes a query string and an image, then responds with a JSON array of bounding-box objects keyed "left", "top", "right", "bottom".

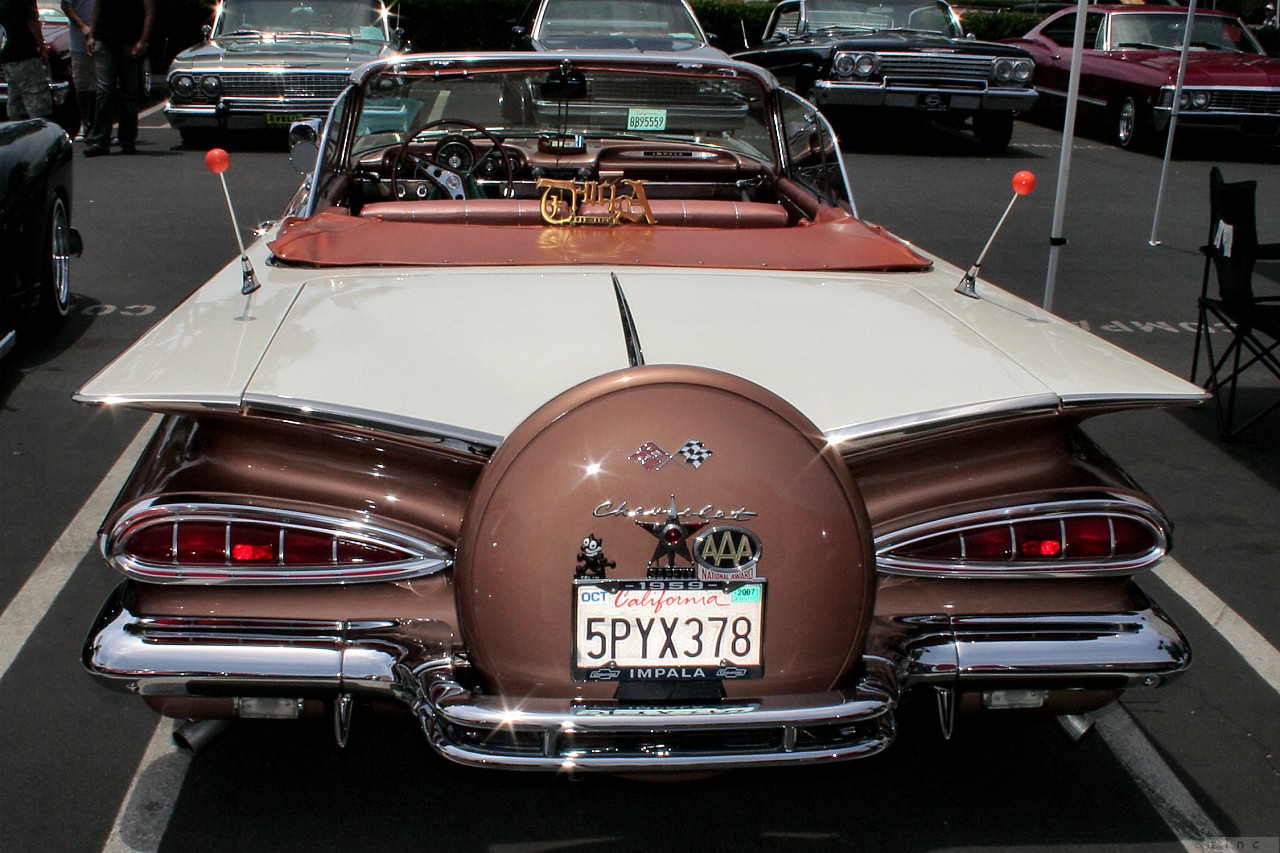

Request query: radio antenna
[
  {"left": 956, "top": 170, "right": 1035, "bottom": 299},
  {"left": 206, "top": 148, "right": 261, "bottom": 295}
]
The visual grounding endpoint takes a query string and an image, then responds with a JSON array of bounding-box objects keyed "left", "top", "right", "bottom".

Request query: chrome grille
[
  {"left": 217, "top": 71, "right": 349, "bottom": 99},
  {"left": 878, "top": 53, "right": 993, "bottom": 80},
  {"left": 1207, "top": 89, "right": 1280, "bottom": 115},
  {"left": 587, "top": 77, "right": 728, "bottom": 104}
]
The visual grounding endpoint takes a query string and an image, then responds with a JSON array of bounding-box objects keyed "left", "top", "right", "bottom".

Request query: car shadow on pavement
[
  {"left": 836, "top": 113, "right": 1048, "bottom": 159},
  {"left": 1020, "top": 108, "right": 1280, "bottom": 164},
  {"left": 0, "top": 294, "right": 102, "bottom": 410},
  {"left": 173, "top": 130, "right": 291, "bottom": 153},
  {"left": 154, "top": 703, "right": 1193, "bottom": 852}
]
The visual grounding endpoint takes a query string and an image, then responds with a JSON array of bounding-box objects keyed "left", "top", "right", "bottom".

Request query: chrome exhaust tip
[
  {"left": 173, "top": 719, "right": 231, "bottom": 755},
  {"left": 1055, "top": 713, "right": 1095, "bottom": 742}
]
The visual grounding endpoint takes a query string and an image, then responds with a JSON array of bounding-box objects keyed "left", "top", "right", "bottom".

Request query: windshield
[
  {"left": 535, "top": 0, "right": 704, "bottom": 42},
  {"left": 803, "top": 0, "right": 960, "bottom": 36},
  {"left": 1110, "top": 12, "right": 1262, "bottom": 53},
  {"left": 347, "top": 62, "right": 775, "bottom": 167},
  {"left": 213, "top": 0, "right": 388, "bottom": 40}
]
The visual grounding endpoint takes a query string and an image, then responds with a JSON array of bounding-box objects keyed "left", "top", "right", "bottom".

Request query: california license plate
[
  {"left": 265, "top": 113, "right": 304, "bottom": 126},
  {"left": 572, "top": 579, "right": 764, "bottom": 682}
]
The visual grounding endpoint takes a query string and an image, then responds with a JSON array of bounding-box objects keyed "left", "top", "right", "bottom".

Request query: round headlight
[
  {"left": 200, "top": 75, "right": 222, "bottom": 97},
  {"left": 853, "top": 53, "right": 878, "bottom": 76},
  {"left": 1191, "top": 91, "right": 1210, "bottom": 109},
  {"left": 832, "top": 52, "right": 857, "bottom": 77},
  {"left": 171, "top": 74, "right": 195, "bottom": 97},
  {"left": 993, "top": 58, "right": 1015, "bottom": 83},
  {"left": 1013, "top": 59, "right": 1033, "bottom": 83}
]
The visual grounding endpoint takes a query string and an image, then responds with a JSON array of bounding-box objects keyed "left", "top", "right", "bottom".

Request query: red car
[{"left": 1009, "top": 6, "right": 1280, "bottom": 149}]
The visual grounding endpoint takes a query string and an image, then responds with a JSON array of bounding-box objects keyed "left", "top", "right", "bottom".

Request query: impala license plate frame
[{"left": 572, "top": 579, "right": 765, "bottom": 682}]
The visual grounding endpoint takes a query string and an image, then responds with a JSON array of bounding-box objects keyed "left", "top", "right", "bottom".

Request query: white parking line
[
  {"left": 102, "top": 720, "right": 189, "bottom": 853},
  {"left": 1155, "top": 560, "right": 1280, "bottom": 697},
  {"left": 1092, "top": 703, "right": 1222, "bottom": 850},
  {"left": 0, "top": 415, "right": 158, "bottom": 686}
]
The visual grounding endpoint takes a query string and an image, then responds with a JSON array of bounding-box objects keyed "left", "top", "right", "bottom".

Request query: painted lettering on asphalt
[{"left": 1075, "top": 320, "right": 1227, "bottom": 334}]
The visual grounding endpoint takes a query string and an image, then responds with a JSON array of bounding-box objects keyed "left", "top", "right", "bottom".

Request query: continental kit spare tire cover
[{"left": 455, "top": 365, "right": 874, "bottom": 699}]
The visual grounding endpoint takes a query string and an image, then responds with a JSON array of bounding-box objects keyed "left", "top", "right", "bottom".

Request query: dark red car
[{"left": 1009, "top": 6, "right": 1280, "bottom": 149}]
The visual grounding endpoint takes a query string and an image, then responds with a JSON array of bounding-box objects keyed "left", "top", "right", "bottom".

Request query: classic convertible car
[
  {"left": 735, "top": 0, "right": 1038, "bottom": 151},
  {"left": 164, "top": 0, "right": 401, "bottom": 144},
  {"left": 1009, "top": 6, "right": 1280, "bottom": 149},
  {"left": 1, "top": 118, "right": 79, "bottom": 359},
  {"left": 79, "top": 52, "right": 1202, "bottom": 772}
]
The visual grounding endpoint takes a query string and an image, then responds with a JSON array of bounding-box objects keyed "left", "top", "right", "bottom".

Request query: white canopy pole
[
  {"left": 1149, "top": 0, "right": 1198, "bottom": 246},
  {"left": 1043, "top": 0, "right": 1091, "bottom": 312}
]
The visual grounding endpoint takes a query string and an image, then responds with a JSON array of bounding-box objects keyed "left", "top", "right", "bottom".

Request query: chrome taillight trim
[
  {"left": 875, "top": 498, "right": 1169, "bottom": 579},
  {"left": 104, "top": 500, "right": 452, "bottom": 585}
]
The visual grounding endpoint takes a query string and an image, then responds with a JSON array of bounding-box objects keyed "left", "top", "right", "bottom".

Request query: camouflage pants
[{"left": 1, "top": 57, "right": 53, "bottom": 119}]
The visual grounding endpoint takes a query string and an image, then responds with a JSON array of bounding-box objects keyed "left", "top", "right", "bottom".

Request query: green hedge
[{"left": 962, "top": 11, "right": 1044, "bottom": 42}]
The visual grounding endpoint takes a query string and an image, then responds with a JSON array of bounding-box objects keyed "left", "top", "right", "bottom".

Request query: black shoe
[
  {"left": 120, "top": 144, "right": 137, "bottom": 155},
  {"left": 83, "top": 145, "right": 111, "bottom": 157}
]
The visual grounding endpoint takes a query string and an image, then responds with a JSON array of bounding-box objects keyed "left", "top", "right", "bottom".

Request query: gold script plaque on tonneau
[{"left": 537, "top": 178, "right": 657, "bottom": 226}]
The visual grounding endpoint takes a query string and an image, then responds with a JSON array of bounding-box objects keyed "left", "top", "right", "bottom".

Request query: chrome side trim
[
  {"left": 241, "top": 393, "right": 503, "bottom": 453},
  {"left": 826, "top": 394, "right": 1062, "bottom": 450},
  {"left": 829, "top": 391, "right": 1208, "bottom": 452},
  {"left": 105, "top": 499, "right": 453, "bottom": 585},
  {"left": 1059, "top": 391, "right": 1210, "bottom": 407},
  {"left": 875, "top": 497, "right": 1169, "bottom": 579},
  {"left": 70, "top": 390, "right": 244, "bottom": 410}
]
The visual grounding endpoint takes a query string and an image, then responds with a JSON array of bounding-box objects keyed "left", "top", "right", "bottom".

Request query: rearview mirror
[{"left": 540, "top": 62, "right": 587, "bottom": 100}]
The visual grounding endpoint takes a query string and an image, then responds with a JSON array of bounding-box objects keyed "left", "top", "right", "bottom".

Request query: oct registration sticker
[
  {"left": 572, "top": 579, "right": 764, "bottom": 682},
  {"left": 626, "top": 108, "right": 667, "bottom": 132}
]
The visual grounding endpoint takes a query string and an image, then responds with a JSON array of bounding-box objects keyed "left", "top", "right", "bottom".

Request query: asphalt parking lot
[{"left": 0, "top": 106, "right": 1277, "bottom": 852}]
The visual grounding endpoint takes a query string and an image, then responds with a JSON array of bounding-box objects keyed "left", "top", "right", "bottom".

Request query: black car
[
  {"left": 735, "top": 0, "right": 1038, "bottom": 150},
  {"left": 0, "top": 119, "right": 80, "bottom": 358}
]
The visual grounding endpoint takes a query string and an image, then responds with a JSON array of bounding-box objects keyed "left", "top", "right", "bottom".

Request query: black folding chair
[{"left": 1191, "top": 167, "right": 1280, "bottom": 439}]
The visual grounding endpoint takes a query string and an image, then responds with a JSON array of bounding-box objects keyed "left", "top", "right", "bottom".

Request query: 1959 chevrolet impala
[{"left": 78, "top": 52, "right": 1201, "bottom": 773}]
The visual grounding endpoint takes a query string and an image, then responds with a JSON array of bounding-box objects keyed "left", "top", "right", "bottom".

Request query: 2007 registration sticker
[{"left": 572, "top": 579, "right": 765, "bottom": 681}]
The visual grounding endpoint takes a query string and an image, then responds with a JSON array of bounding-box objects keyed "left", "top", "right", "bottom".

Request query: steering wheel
[{"left": 390, "top": 118, "right": 515, "bottom": 201}]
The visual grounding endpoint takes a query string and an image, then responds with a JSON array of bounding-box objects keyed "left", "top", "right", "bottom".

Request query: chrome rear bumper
[{"left": 83, "top": 583, "right": 1189, "bottom": 771}]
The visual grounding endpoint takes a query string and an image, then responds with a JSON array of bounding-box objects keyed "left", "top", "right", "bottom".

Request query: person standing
[
  {"left": 83, "top": 0, "right": 152, "bottom": 156},
  {"left": 61, "top": 0, "right": 96, "bottom": 138},
  {"left": 0, "top": 0, "right": 54, "bottom": 120}
]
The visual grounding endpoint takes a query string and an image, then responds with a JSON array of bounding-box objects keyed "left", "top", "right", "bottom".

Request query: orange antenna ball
[
  {"left": 205, "top": 148, "right": 230, "bottom": 174},
  {"left": 1012, "top": 170, "right": 1035, "bottom": 196}
]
